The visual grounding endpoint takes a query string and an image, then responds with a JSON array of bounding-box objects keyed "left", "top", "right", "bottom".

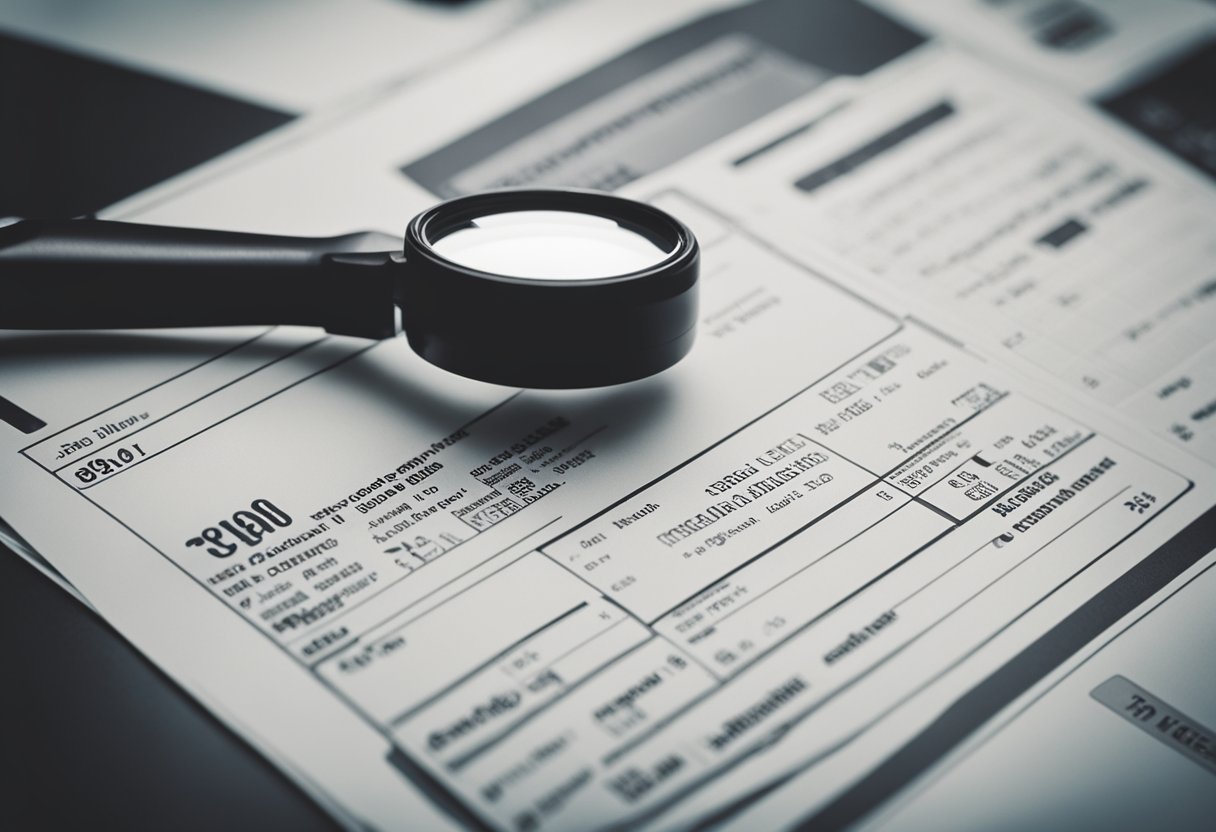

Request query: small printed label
[{"left": 1091, "top": 675, "right": 1216, "bottom": 775}]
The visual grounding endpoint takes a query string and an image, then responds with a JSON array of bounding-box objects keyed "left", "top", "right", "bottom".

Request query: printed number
[
  {"left": 762, "top": 616, "right": 787, "bottom": 635},
  {"left": 1123, "top": 491, "right": 1157, "bottom": 515},
  {"left": 73, "top": 443, "right": 146, "bottom": 484},
  {"left": 610, "top": 575, "right": 637, "bottom": 593},
  {"left": 185, "top": 498, "right": 293, "bottom": 558}
]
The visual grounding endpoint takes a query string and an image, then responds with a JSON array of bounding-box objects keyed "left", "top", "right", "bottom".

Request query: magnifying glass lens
[
  {"left": 431, "top": 211, "right": 673, "bottom": 280},
  {"left": 402, "top": 189, "right": 699, "bottom": 389}
]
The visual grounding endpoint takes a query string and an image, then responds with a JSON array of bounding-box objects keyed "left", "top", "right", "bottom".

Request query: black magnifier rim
[
  {"left": 408, "top": 187, "right": 695, "bottom": 285},
  {"left": 398, "top": 187, "right": 700, "bottom": 389}
]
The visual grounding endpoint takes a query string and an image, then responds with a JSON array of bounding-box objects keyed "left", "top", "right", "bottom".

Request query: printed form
[{"left": 2, "top": 0, "right": 1215, "bottom": 829}]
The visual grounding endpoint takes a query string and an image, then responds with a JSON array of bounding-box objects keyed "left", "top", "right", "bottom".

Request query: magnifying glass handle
[{"left": 0, "top": 219, "right": 401, "bottom": 338}]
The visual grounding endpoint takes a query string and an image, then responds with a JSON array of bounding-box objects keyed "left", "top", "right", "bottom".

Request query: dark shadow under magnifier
[{"left": 0, "top": 189, "right": 699, "bottom": 388}]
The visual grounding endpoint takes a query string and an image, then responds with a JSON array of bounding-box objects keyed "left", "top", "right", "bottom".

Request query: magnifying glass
[{"left": 0, "top": 189, "right": 699, "bottom": 388}]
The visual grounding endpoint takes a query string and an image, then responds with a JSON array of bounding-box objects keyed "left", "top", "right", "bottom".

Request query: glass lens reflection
[{"left": 430, "top": 210, "right": 671, "bottom": 280}]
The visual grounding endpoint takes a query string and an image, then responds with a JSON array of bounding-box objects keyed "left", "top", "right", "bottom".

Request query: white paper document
[
  {"left": 0, "top": 0, "right": 575, "bottom": 112},
  {"left": 3, "top": 0, "right": 1215, "bottom": 829}
]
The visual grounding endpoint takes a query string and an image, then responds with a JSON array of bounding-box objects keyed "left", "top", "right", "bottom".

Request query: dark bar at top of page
[
  {"left": 400, "top": 0, "right": 924, "bottom": 197},
  {"left": 794, "top": 101, "right": 956, "bottom": 193},
  {"left": 0, "top": 394, "right": 46, "bottom": 434}
]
